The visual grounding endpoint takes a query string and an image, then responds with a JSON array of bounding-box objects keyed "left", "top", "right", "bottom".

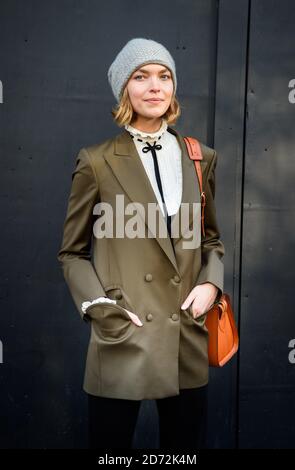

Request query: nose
[{"left": 148, "top": 76, "right": 161, "bottom": 91}]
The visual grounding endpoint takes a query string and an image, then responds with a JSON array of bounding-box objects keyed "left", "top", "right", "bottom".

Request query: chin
[{"left": 144, "top": 110, "right": 165, "bottom": 118}]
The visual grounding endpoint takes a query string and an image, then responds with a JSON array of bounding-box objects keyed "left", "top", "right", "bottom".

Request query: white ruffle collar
[{"left": 125, "top": 119, "right": 168, "bottom": 142}]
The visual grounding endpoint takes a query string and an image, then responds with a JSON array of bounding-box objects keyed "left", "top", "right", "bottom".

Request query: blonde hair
[{"left": 111, "top": 86, "right": 181, "bottom": 127}]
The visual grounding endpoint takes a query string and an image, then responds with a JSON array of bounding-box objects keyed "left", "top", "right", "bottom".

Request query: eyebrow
[{"left": 135, "top": 67, "right": 170, "bottom": 74}]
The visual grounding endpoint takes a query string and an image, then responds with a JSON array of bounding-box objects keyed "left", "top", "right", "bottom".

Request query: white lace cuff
[{"left": 81, "top": 296, "right": 117, "bottom": 314}]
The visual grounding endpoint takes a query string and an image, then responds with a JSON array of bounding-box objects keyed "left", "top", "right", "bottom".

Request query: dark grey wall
[
  {"left": 239, "top": 0, "right": 295, "bottom": 448},
  {"left": 0, "top": 0, "right": 294, "bottom": 449}
]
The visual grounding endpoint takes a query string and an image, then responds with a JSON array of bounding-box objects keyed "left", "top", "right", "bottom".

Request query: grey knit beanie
[{"left": 107, "top": 37, "right": 177, "bottom": 103}]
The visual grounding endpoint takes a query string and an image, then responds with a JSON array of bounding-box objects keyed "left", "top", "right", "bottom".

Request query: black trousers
[{"left": 88, "top": 384, "right": 208, "bottom": 449}]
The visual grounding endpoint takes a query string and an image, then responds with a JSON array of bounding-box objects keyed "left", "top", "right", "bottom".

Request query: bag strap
[{"left": 183, "top": 136, "right": 206, "bottom": 237}]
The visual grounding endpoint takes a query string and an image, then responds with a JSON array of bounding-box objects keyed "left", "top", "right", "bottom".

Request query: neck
[{"left": 130, "top": 117, "right": 163, "bottom": 134}]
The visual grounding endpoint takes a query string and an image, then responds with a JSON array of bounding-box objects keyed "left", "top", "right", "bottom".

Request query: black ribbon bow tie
[
  {"left": 142, "top": 141, "right": 163, "bottom": 153},
  {"left": 141, "top": 142, "right": 164, "bottom": 202}
]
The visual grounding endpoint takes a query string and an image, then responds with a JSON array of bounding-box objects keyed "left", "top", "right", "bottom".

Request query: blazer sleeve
[
  {"left": 57, "top": 147, "right": 106, "bottom": 320},
  {"left": 195, "top": 150, "right": 225, "bottom": 301}
]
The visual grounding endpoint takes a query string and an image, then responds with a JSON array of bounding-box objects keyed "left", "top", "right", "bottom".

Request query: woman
[{"left": 57, "top": 37, "right": 225, "bottom": 449}]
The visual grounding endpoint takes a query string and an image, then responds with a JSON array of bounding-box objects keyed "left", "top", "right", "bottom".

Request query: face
[{"left": 126, "top": 63, "right": 174, "bottom": 125}]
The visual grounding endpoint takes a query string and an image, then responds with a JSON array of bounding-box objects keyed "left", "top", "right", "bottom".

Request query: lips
[{"left": 145, "top": 99, "right": 163, "bottom": 103}]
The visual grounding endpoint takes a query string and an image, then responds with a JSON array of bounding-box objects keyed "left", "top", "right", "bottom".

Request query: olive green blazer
[{"left": 57, "top": 126, "right": 225, "bottom": 400}]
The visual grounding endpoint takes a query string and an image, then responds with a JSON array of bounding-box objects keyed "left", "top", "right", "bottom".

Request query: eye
[{"left": 161, "top": 74, "right": 171, "bottom": 80}]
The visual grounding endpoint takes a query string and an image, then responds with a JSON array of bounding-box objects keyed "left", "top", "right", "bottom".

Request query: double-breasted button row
[
  {"left": 145, "top": 313, "right": 179, "bottom": 321},
  {"left": 145, "top": 273, "right": 181, "bottom": 284}
]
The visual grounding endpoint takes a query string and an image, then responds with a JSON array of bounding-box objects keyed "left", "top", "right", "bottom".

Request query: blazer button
[
  {"left": 145, "top": 274, "right": 153, "bottom": 282},
  {"left": 146, "top": 313, "right": 153, "bottom": 321},
  {"left": 115, "top": 292, "right": 122, "bottom": 300},
  {"left": 171, "top": 313, "right": 179, "bottom": 321},
  {"left": 173, "top": 275, "right": 181, "bottom": 283}
]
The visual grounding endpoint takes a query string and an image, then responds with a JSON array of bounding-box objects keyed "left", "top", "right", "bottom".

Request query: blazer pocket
[{"left": 86, "top": 302, "right": 135, "bottom": 342}]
